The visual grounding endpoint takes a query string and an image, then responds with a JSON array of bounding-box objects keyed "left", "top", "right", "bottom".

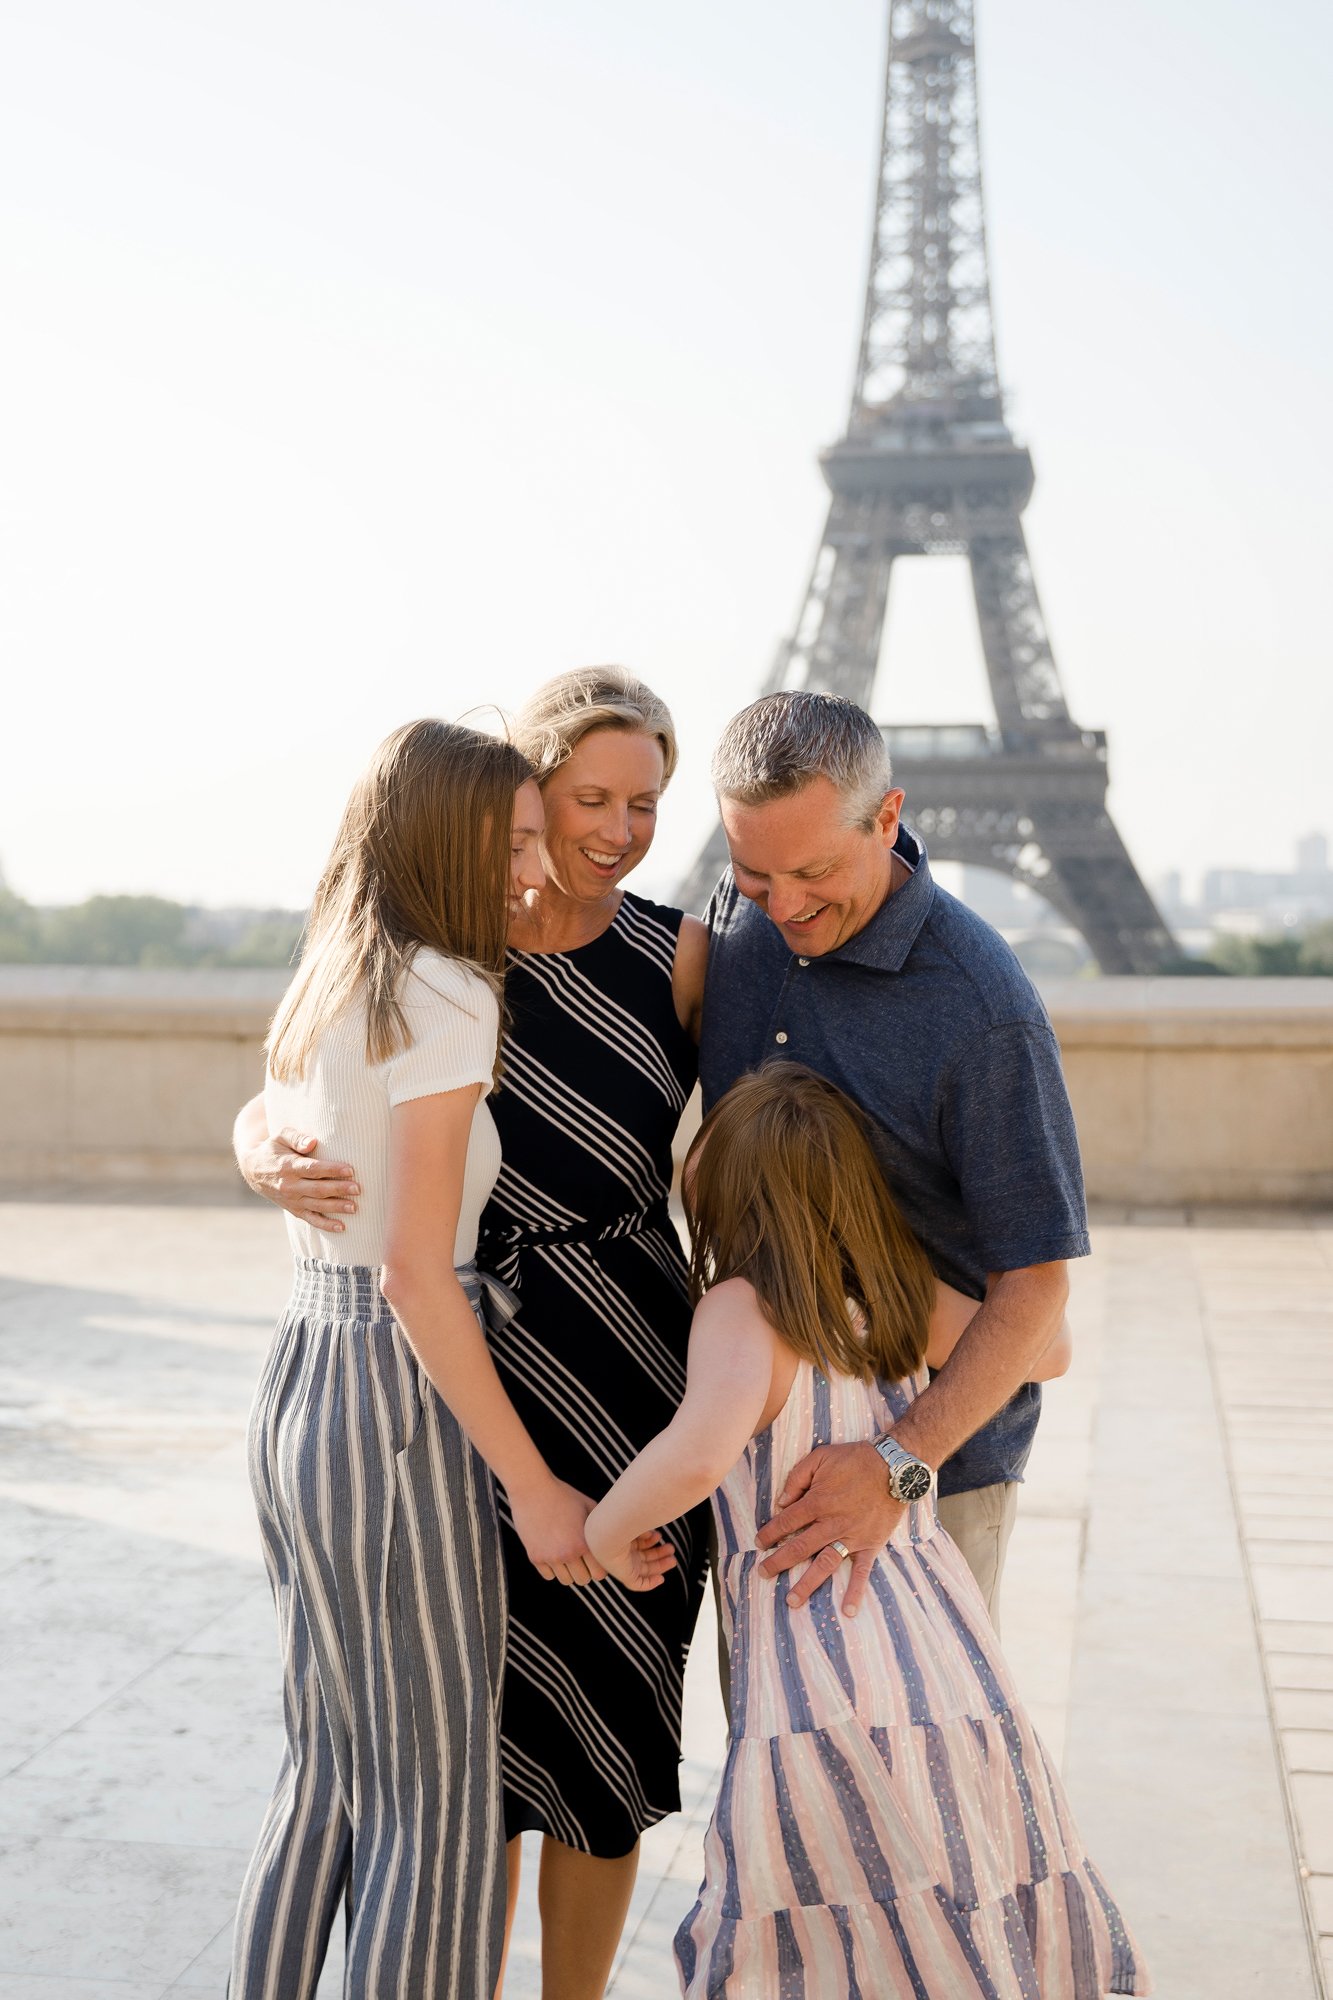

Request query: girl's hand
[
  {"left": 510, "top": 1480, "right": 607, "bottom": 1586},
  {"left": 586, "top": 1516, "right": 678, "bottom": 1593}
]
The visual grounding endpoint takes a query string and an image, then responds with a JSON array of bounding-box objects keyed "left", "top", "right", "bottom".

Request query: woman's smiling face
[{"left": 538, "top": 727, "right": 665, "bottom": 901}]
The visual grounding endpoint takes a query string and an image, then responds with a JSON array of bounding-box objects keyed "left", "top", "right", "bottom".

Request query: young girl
[
  {"left": 585, "top": 1063, "right": 1149, "bottom": 1998},
  {"left": 230, "top": 721, "right": 672, "bottom": 2000}
]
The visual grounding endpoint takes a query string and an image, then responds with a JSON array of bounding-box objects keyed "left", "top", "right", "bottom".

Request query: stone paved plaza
[{"left": 0, "top": 1191, "right": 1329, "bottom": 1998}]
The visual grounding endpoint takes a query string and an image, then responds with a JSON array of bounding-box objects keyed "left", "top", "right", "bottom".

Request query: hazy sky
[{"left": 2, "top": 0, "right": 1330, "bottom": 912}]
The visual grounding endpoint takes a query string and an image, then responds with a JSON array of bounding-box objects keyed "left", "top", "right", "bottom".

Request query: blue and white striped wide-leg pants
[{"left": 230, "top": 1261, "right": 507, "bottom": 2000}]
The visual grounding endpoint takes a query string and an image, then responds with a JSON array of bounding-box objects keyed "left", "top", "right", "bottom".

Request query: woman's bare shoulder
[
  {"left": 674, "top": 914, "right": 708, "bottom": 971},
  {"left": 671, "top": 914, "right": 709, "bottom": 1033}
]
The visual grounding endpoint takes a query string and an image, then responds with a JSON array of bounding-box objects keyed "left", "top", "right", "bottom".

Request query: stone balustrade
[
  {"left": 1, "top": 968, "right": 1330, "bottom": 1205},
  {"left": 0, "top": 967, "right": 286, "bottom": 1186},
  {"left": 1039, "top": 977, "right": 1333, "bottom": 1206}
]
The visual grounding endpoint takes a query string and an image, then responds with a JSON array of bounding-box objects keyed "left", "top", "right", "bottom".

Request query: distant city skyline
[
  {"left": 1155, "top": 827, "right": 1333, "bottom": 932},
  {"left": 2, "top": 0, "right": 1330, "bottom": 914}
]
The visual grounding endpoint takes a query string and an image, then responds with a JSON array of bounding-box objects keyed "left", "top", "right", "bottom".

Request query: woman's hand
[
  {"left": 510, "top": 1480, "right": 609, "bottom": 1587},
  {"left": 585, "top": 1509, "right": 679, "bottom": 1593},
  {"left": 243, "top": 1130, "right": 361, "bottom": 1232},
  {"left": 1028, "top": 1313, "right": 1073, "bottom": 1381}
]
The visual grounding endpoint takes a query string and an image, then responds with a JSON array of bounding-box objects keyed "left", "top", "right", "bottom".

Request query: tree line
[
  {"left": 0, "top": 889, "right": 304, "bottom": 968},
  {"left": 1, "top": 883, "right": 1330, "bottom": 975},
  {"left": 1203, "top": 922, "right": 1333, "bottom": 976}
]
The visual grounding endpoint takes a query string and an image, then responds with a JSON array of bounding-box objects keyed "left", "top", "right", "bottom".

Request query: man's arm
[
  {"left": 233, "top": 1091, "right": 361, "bottom": 1231},
  {"left": 891, "top": 1260, "right": 1068, "bottom": 1468},
  {"left": 763, "top": 1008, "right": 1088, "bottom": 1614},
  {"left": 756, "top": 1259, "right": 1069, "bottom": 1613},
  {"left": 926, "top": 1279, "right": 1071, "bottom": 1380}
]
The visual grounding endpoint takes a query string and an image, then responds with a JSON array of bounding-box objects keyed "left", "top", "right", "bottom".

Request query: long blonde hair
[
  {"left": 267, "top": 719, "right": 532, "bottom": 1083},
  {"left": 684, "top": 1064, "right": 935, "bottom": 1383},
  {"left": 511, "top": 666, "right": 678, "bottom": 787}
]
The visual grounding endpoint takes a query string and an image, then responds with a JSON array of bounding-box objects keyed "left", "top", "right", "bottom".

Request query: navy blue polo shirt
[{"left": 698, "top": 824, "right": 1089, "bottom": 1496}]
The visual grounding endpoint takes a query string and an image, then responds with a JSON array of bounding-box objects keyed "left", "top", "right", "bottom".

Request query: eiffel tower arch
[{"left": 679, "top": 0, "right": 1175, "bottom": 975}]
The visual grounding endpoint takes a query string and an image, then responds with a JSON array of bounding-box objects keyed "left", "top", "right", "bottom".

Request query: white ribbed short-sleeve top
[{"left": 264, "top": 948, "right": 503, "bottom": 1270}]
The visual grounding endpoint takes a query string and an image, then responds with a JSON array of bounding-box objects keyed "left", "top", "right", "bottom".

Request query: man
[{"left": 699, "top": 689, "right": 1088, "bottom": 1628}]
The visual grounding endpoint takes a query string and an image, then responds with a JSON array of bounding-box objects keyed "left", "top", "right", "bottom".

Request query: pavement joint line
[
  {"left": 1198, "top": 1233, "right": 1332, "bottom": 1999},
  {"left": 150, "top": 1912, "right": 234, "bottom": 1994},
  {"left": 0, "top": 1833, "right": 253, "bottom": 1856},
  {"left": 0, "top": 1606, "right": 227, "bottom": 1784}
]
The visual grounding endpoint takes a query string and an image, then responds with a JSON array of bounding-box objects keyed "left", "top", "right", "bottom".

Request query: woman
[
  {"left": 588, "top": 1065, "right": 1147, "bottom": 1998},
  {"left": 230, "top": 720, "right": 654, "bottom": 2000},
  {"left": 485, "top": 668, "right": 709, "bottom": 1995},
  {"left": 236, "top": 669, "right": 710, "bottom": 1998}
]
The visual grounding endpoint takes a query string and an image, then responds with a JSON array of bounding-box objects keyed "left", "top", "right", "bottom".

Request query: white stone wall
[
  {"left": 1045, "top": 978, "right": 1333, "bottom": 1206},
  {"left": 0, "top": 968, "right": 285, "bottom": 1185},
  {"left": 1, "top": 969, "right": 1330, "bottom": 1205}
]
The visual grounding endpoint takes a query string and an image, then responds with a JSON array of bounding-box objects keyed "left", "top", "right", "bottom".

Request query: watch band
[{"left": 874, "top": 1434, "right": 934, "bottom": 1501}]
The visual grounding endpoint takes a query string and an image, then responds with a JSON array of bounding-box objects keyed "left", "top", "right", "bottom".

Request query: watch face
[{"left": 894, "top": 1461, "right": 932, "bottom": 1503}]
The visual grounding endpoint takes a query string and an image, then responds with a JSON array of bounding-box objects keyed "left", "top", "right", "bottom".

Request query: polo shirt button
[
  {"left": 775, "top": 1031, "right": 788, "bottom": 1044},
  {"left": 798, "top": 957, "right": 809, "bottom": 967}
]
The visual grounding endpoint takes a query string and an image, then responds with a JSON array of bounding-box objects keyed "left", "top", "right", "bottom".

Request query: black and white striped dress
[{"left": 478, "top": 891, "right": 710, "bottom": 1859}]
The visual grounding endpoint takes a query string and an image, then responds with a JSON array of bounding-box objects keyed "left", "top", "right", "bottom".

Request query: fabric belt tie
[
  {"left": 479, "top": 1198, "right": 671, "bottom": 1294},
  {"left": 456, "top": 1258, "right": 521, "bottom": 1335}
]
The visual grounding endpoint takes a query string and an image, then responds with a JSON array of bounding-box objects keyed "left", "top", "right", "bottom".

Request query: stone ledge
[
  {"left": 2, "top": 971, "right": 1331, "bottom": 1205},
  {"left": 1043, "top": 978, "right": 1333, "bottom": 1050},
  {"left": 3, "top": 969, "right": 1330, "bottom": 1038},
  {"left": 0, "top": 967, "right": 289, "bottom": 1037}
]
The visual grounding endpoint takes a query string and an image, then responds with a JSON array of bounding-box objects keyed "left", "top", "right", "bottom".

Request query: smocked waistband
[{"left": 285, "top": 1257, "right": 518, "bottom": 1332}]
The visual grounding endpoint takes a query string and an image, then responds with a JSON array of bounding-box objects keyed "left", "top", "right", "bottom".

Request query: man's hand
[
  {"left": 242, "top": 1129, "right": 361, "bottom": 1231},
  {"left": 756, "top": 1441, "right": 903, "bottom": 1616}
]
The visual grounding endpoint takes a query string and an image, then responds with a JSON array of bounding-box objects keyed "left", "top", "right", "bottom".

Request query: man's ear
[{"left": 875, "top": 789, "right": 906, "bottom": 843}]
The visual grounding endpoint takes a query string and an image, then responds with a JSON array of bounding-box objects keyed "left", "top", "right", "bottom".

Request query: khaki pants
[
  {"left": 936, "top": 1480, "right": 1019, "bottom": 1634},
  {"left": 710, "top": 1479, "right": 1018, "bottom": 1714}
]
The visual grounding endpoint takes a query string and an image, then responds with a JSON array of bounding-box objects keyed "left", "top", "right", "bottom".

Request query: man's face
[{"left": 720, "top": 776, "right": 904, "bottom": 956}]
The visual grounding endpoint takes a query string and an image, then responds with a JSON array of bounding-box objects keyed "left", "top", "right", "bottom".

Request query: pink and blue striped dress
[{"left": 675, "top": 1357, "right": 1151, "bottom": 1998}]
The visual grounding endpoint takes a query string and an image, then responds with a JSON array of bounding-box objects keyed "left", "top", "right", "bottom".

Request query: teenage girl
[
  {"left": 230, "top": 720, "right": 673, "bottom": 2000},
  {"left": 586, "top": 1062, "right": 1149, "bottom": 1999}
]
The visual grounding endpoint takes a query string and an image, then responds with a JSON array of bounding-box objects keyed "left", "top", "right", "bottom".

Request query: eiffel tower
[{"left": 680, "top": 0, "right": 1175, "bottom": 974}]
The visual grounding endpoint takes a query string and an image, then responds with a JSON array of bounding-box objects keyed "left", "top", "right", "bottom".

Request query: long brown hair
[
  {"left": 684, "top": 1063, "right": 935, "bottom": 1383},
  {"left": 267, "top": 719, "right": 532, "bottom": 1083}
]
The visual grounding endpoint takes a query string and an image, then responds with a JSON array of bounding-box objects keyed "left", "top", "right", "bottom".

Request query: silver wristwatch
[{"left": 874, "top": 1435, "right": 933, "bottom": 1504}]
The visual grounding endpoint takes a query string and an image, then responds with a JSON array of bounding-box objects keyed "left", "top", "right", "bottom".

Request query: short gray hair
[{"left": 711, "top": 690, "right": 892, "bottom": 830}]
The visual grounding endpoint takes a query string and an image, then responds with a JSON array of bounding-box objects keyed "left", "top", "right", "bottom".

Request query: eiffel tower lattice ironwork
[{"left": 679, "top": 0, "right": 1175, "bottom": 974}]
